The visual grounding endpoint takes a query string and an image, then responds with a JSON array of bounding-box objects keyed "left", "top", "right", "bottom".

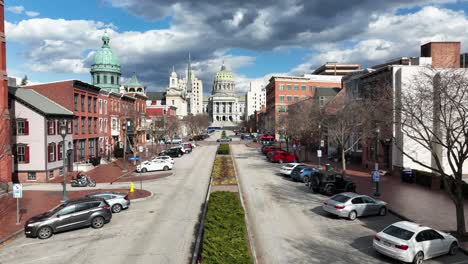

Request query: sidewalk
[{"left": 0, "top": 188, "right": 151, "bottom": 243}]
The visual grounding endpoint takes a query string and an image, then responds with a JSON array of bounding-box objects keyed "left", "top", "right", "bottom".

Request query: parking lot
[{"left": 232, "top": 144, "right": 468, "bottom": 264}]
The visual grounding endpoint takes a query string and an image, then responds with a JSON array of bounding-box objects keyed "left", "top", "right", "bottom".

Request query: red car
[
  {"left": 263, "top": 146, "right": 280, "bottom": 155},
  {"left": 269, "top": 151, "right": 296, "bottom": 163}
]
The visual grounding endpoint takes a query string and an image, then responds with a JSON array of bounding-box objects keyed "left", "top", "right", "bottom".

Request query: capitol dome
[
  {"left": 214, "top": 64, "right": 233, "bottom": 82},
  {"left": 212, "top": 63, "right": 235, "bottom": 96},
  {"left": 90, "top": 31, "right": 122, "bottom": 93}
]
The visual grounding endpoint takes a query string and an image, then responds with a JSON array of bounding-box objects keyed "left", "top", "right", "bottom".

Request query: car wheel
[
  {"left": 37, "top": 226, "right": 53, "bottom": 239},
  {"left": 324, "top": 185, "right": 334, "bottom": 195},
  {"left": 163, "top": 166, "right": 169, "bottom": 171},
  {"left": 178, "top": 153, "right": 181, "bottom": 157},
  {"left": 303, "top": 176, "right": 310, "bottom": 184},
  {"left": 348, "top": 210, "right": 357, "bottom": 221},
  {"left": 91, "top": 216, "right": 105, "bottom": 229},
  {"left": 112, "top": 204, "right": 122, "bottom": 213},
  {"left": 379, "top": 207, "right": 387, "bottom": 216},
  {"left": 279, "top": 159, "right": 283, "bottom": 164},
  {"left": 141, "top": 168, "right": 147, "bottom": 173},
  {"left": 413, "top": 251, "right": 424, "bottom": 264},
  {"left": 449, "top": 242, "right": 458, "bottom": 256}
]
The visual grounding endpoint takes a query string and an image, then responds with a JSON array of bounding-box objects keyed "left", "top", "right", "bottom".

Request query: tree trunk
[
  {"left": 341, "top": 148, "right": 346, "bottom": 172},
  {"left": 455, "top": 176, "right": 466, "bottom": 236}
]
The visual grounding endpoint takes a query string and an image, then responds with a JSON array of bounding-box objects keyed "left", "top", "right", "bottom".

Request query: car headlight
[{"left": 27, "top": 221, "right": 40, "bottom": 226}]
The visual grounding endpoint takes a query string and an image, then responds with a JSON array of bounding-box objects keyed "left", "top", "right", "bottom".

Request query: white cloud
[
  {"left": 6, "top": 6, "right": 25, "bottom": 14},
  {"left": 25, "top": 11, "right": 40, "bottom": 17}
]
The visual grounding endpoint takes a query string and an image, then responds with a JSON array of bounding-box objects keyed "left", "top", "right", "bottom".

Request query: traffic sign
[
  {"left": 320, "top": 140, "right": 325, "bottom": 147},
  {"left": 128, "top": 156, "right": 140, "bottom": 161},
  {"left": 317, "top": 150, "right": 322, "bottom": 158},
  {"left": 138, "top": 146, "right": 144, "bottom": 152},
  {"left": 13, "top": 184, "right": 22, "bottom": 198},
  {"left": 372, "top": 170, "right": 380, "bottom": 182}
]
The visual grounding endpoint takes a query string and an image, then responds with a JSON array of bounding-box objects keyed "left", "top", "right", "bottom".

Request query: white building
[{"left": 245, "top": 82, "right": 266, "bottom": 120}]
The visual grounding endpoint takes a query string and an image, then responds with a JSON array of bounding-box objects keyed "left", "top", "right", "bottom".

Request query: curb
[
  {"left": 0, "top": 228, "right": 24, "bottom": 247},
  {"left": 388, "top": 209, "right": 468, "bottom": 255}
]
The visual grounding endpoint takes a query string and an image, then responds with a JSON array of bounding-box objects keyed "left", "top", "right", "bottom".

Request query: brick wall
[{"left": 421, "top": 42, "right": 460, "bottom": 68}]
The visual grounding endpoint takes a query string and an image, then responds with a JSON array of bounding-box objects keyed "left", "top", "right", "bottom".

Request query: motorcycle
[{"left": 70, "top": 173, "right": 96, "bottom": 187}]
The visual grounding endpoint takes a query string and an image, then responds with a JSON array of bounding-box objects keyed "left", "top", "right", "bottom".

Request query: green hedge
[
  {"left": 221, "top": 130, "right": 227, "bottom": 138},
  {"left": 217, "top": 143, "right": 230, "bottom": 155},
  {"left": 202, "top": 192, "right": 253, "bottom": 264}
]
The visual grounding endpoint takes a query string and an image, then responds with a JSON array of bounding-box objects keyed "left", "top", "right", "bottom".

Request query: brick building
[{"left": 265, "top": 74, "right": 342, "bottom": 138}]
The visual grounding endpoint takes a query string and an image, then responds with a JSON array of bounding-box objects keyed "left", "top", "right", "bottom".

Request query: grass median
[
  {"left": 202, "top": 191, "right": 254, "bottom": 264},
  {"left": 211, "top": 156, "right": 237, "bottom": 185},
  {"left": 217, "top": 143, "right": 230, "bottom": 155}
]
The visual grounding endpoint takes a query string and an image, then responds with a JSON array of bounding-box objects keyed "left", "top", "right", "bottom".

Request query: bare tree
[{"left": 394, "top": 68, "right": 468, "bottom": 236}]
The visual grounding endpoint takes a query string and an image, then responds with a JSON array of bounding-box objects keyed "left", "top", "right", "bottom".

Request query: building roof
[
  {"left": 8, "top": 87, "right": 73, "bottom": 116},
  {"left": 146, "top": 92, "right": 166, "bottom": 101},
  {"left": 315, "top": 87, "right": 341, "bottom": 97},
  {"left": 126, "top": 72, "right": 142, "bottom": 87},
  {"left": 91, "top": 31, "right": 121, "bottom": 74},
  {"left": 312, "top": 63, "right": 360, "bottom": 75}
]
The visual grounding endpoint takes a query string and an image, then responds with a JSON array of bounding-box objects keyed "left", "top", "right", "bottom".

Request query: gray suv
[{"left": 24, "top": 197, "right": 112, "bottom": 239}]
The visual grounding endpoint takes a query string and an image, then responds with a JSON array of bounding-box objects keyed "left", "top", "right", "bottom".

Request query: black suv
[
  {"left": 159, "top": 148, "right": 184, "bottom": 158},
  {"left": 24, "top": 197, "right": 112, "bottom": 239}
]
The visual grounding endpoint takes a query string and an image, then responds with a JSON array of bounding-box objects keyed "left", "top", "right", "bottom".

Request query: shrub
[
  {"left": 202, "top": 192, "right": 253, "bottom": 264},
  {"left": 221, "top": 130, "right": 227, "bottom": 138},
  {"left": 217, "top": 143, "right": 230, "bottom": 155},
  {"left": 413, "top": 169, "right": 433, "bottom": 188}
]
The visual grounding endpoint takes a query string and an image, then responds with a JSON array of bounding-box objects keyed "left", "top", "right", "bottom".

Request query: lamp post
[
  {"left": 60, "top": 121, "right": 68, "bottom": 202},
  {"left": 318, "top": 123, "right": 322, "bottom": 169},
  {"left": 151, "top": 123, "right": 155, "bottom": 158},
  {"left": 122, "top": 121, "right": 127, "bottom": 173},
  {"left": 373, "top": 126, "right": 381, "bottom": 197}
]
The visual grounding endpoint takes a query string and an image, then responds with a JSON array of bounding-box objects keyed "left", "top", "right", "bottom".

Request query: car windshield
[
  {"left": 48, "top": 203, "right": 66, "bottom": 215},
  {"left": 331, "top": 194, "right": 351, "bottom": 203},
  {"left": 383, "top": 225, "right": 415, "bottom": 240}
]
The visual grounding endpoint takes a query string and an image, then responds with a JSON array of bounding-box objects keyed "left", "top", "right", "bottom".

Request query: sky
[{"left": 5, "top": 0, "right": 468, "bottom": 94}]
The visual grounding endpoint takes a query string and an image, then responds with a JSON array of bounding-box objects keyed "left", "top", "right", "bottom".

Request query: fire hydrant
[{"left": 129, "top": 182, "right": 135, "bottom": 193}]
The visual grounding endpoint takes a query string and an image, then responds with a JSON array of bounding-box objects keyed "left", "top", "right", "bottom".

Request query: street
[
  {"left": 0, "top": 145, "right": 217, "bottom": 264},
  {"left": 232, "top": 144, "right": 468, "bottom": 264}
]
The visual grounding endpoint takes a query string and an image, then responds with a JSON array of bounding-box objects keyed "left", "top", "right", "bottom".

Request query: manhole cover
[{"left": 149, "top": 210, "right": 154, "bottom": 213}]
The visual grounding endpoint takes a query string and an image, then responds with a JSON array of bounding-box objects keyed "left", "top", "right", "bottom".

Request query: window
[
  {"left": 294, "top": 96, "right": 299, "bottom": 102},
  {"left": 294, "top": 85, "right": 299, "bottom": 91},
  {"left": 287, "top": 96, "right": 292, "bottom": 102},
  {"left": 309, "top": 86, "right": 314, "bottom": 92},
  {"left": 58, "top": 205, "right": 75, "bottom": 216},
  {"left": 351, "top": 197, "right": 364, "bottom": 204},
  {"left": 287, "top": 85, "right": 292, "bottom": 91},
  {"left": 172, "top": 100, "right": 175, "bottom": 105},
  {"left": 301, "top": 85, "right": 306, "bottom": 91},
  {"left": 301, "top": 96, "right": 306, "bottom": 101},
  {"left": 111, "top": 76, "right": 114, "bottom": 84},
  {"left": 99, "top": 119, "right": 103, "bottom": 132},
  {"left": 27, "top": 172, "right": 36, "bottom": 181},
  {"left": 93, "top": 98, "right": 97, "bottom": 113},
  {"left": 59, "top": 168, "right": 64, "bottom": 176},
  {"left": 104, "top": 75, "right": 107, "bottom": 84},
  {"left": 104, "top": 119, "right": 108, "bottom": 132},
  {"left": 383, "top": 225, "right": 415, "bottom": 241},
  {"left": 16, "top": 144, "right": 29, "bottom": 163},
  {"left": 47, "top": 120, "right": 56, "bottom": 135},
  {"left": 58, "top": 142, "right": 64, "bottom": 160},
  {"left": 74, "top": 94, "right": 78, "bottom": 111},
  {"left": 117, "top": 77, "right": 120, "bottom": 85},
  {"left": 279, "top": 105, "right": 286, "bottom": 112},
  {"left": 79, "top": 140, "right": 85, "bottom": 159},
  {"left": 97, "top": 75, "right": 100, "bottom": 84},
  {"left": 88, "top": 117, "right": 92, "bottom": 133},
  {"left": 94, "top": 118, "right": 97, "bottom": 133},
  {"left": 16, "top": 119, "right": 28, "bottom": 135},
  {"left": 67, "top": 120, "right": 72, "bottom": 134},
  {"left": 48, "top": 143, "right": 56, "bottom": 162},
  {"left": 74, "top": 118, "right": 78, "bottom": 135},
  {"left": 279, "top": 96, "right": 284, "bottom": 102},
  {"left": 279, "top": 84, "right": 284, "bottom": 91},
  {"left": 112, "top": 119, "right": 117, "bottom": 130},
  {"left": 81, "top": 95, "right": 85, "bottom": 111},
  {"left": 89, "top": 139, "right": 95, "bottom": 157},
  {"left": 78, "top": 117, "right": 83, "bottom": 134},
  {"left": 88, "top": 96, "right": 92, "bottom": 112},
  {"left": 99, "top": 100, "right": 102, "bottom": 114},
  {"left": 48, "top": 170, "right": 54, "bottom": 178}
]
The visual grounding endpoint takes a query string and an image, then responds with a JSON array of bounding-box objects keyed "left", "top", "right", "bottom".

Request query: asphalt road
[
  {"left": 0, "top": 144, "right": 217, "bottom": 264},
  {"left": 232, "top": 144, "right": 468, "bottom": 264}
]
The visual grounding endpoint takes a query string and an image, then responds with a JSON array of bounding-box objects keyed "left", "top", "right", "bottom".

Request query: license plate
[{"left": 384, "top": 241, "right": 391, "bottom": 247}]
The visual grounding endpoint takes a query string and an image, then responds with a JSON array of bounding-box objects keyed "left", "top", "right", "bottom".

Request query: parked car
[
  {"left": 279, "top": 163, "right": 302, "bottom": 176},
  {"left": 268, "top": 150, "right": 296, "bottom": 163},
  {"left": 291, "top": 165, "right": 320, "bottom": 183},
  {"left": 262, "top": 146, "right": 280, "bottom": 155},
  {"left": 172, "top": 145, "right": 190, "bottom": 154},
  {"left": 309, "top": 170, "right": 356, "bottom": 195},
  {"left": 159, "top": 148, "right": 184, "bottom": 158},
  {"left": 182, "top": 143, "right": 194, "bottom": 152},
  {"left": 217, "top": 137, "right": 232, "bottom": 142},
  {"left": 24, "top": 197, "right": 112, "bottom": 239},
  {"left": 322, "top": 192, "right": 387, "bottom": 220},
  {"left": 373, "top": 221, "right": 459, "bottom": 263},
  {"left": 136, "top": 160, "right": 173, "bottom": 173},
  {"left": 152, "top": 155, "right": 175, "bottom": 165},
  {"left": 85, "top": 192, "right": 130, "bottom": 213}
]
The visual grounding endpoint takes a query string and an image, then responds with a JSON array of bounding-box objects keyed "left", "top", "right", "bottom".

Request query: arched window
[
  {"left": 96, "top": 75, "right": 100, "bottom": 84},
  {"left": 104, "top": 75, "right": 108, "bottom": 84},
  {"left": 111, "top": 76, "right": 114, "bottom": 84},
  {"left": 117, "top": 77, "right": 120, "bottom": 85}
]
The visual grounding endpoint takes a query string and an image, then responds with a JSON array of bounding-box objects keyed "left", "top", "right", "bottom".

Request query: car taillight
[
  {"left": 374, "top": 235, "right": 380, "bottom": 241},
  {"left": 124, "top": 195, "right": 129, "bottom": 200},
  {"left": 334, "top": 205, "right": 345, "bottom": 209},
  {"left": 323, "top": 202, "right": 328, "bottom": 206},
  {"left": 101, "top": 205, "right": 110, "bottom": 210},
  {"left": 395, "top": 244, "right": 409, "bottom": 250}
]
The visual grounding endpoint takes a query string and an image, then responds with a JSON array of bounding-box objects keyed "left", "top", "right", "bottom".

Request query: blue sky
[{"left": 5, "top": 0, "right": 468, "bottom": 93}]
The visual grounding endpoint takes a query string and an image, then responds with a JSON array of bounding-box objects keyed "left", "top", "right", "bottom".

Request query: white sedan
[
  {"left": 373, "top": 221, "right": 458, "bottom": 263},
  {"left": 279, "top": 163, "right": 302, "bottom": 176},
  {"left": 136, "top": 160, "right": 173, "bottom": 173},
  {"left": 152, "top": 155, "right": 175, "bottom": 165}
]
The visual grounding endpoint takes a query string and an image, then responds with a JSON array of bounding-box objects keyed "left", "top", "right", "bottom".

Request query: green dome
[
  {"left": 91, "top": 32, "right": 121, "bottom": 74},
  {"left": 214, "top": 64, "right": 232, "bottom": 81}
]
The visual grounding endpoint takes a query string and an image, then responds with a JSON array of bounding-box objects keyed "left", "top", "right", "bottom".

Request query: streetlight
[
  {"left": 60, "top": 121, "right": 68, "bottom": 202},
  {"left": 318, "top": 123, "right": 322, "bottom": 169},
  {"left": 373, "top": 126, "right": 381, "bottom": 197},
  {"left": 151, "top": 123, "right": 155, "bottom": 158},
  {"left": 122, "top": 121, "right": 127, "bottom": 172}
]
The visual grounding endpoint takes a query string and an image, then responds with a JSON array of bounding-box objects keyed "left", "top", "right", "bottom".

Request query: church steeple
[{"left": 186, "top": 53, "right": 193, "bottom": 93}]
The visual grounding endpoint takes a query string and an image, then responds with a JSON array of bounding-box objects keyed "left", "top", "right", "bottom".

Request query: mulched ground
[
  {"left": 0, "top": 188, "right": 151, "bottom": 241},
  {"left": 112, "top": 172, "right": 172, "bottom": 183}
]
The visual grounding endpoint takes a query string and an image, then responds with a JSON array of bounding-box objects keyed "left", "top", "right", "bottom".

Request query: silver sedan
[
  {"left": 322, "top": 192, "right": 387, "bottom": 220},
  {"left": 85, "top": 192, "right": 131, "bottom": 213}
]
